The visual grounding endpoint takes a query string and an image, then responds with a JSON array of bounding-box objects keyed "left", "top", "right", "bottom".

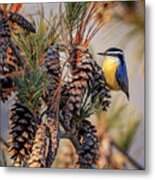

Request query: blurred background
[{"left": 0, "top": 1, "right": 144, "bottom": 169}]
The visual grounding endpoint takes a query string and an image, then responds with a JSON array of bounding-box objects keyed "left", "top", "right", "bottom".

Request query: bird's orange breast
[{"left": 102, "top": 57, "right": 120, "bottom": 90}]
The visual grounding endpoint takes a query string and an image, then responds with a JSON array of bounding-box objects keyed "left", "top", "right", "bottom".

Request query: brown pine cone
[
  {"left": 8, "top": 101, "right": 36, "bottom": 167},
  {"left": 27, "top": 123, "right": 47, "bottom": 168},
  {"left": 44, "top": 44, "right": 61, "bottom": 107},
  {"left": 46, "top": 111, "right": 60, "bottom": 167},
  {"left": 78, "top": 120, "right": 99, "bottom": 169},
  {"left": 8, "top": 12, "right": 36, "bottom": 33}
]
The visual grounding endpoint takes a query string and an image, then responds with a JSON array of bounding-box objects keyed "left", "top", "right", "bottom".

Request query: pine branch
[
  {"left": 60, "top": 131, "right": 80, "bottom": 152},
  {"left": 60, "top": 130, "right": 144, "bottom": 170},
  {"left": 111, "top": 141, "right": 144, "bottom": 170}
]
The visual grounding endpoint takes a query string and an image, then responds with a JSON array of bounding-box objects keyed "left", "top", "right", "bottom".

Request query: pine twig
[
  {"left": 60, "top": 131, "right": 80, "bottom": 152},
  {"left": 111, "top": 141, "right": 144, "bottom": 170}
]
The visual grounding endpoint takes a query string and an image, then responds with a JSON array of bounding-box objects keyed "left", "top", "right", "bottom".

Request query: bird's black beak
[{"left": 97, "top": 52, "right": 106, "bottom": 56}]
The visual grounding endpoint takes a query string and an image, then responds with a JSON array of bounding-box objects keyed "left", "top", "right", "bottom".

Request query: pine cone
[
  {"left": 0, "top": 13, "right": 11, "bottom": 59},
  {"left": 8, "top": 101, "right": 36, "bottom": 167},
  {"left": 8, "top": 12, "right": 36, "bottom": 33},
  {"left": 0, "top": 21, "right": 11, "bottom": 61},
  {"left": 0, "top": 21, "right": 11, "bottom": 37},
  {"left": 0, "top": 49, "right": 22, "bottom": 102},
  {"left": 27, "top": 123, "right": 47, "bottom": 168},
  {"left": 44, "top": 44, "right": 61, "bottom": 107},
  {"left": 0, "top": 76, "right": 14, "bottom": 102},
  {"left": 78, "top": 120, "right": 99, "bottom": 169},
  {"left": 46, "top": 111, "right": 60, "bottom": 167}
]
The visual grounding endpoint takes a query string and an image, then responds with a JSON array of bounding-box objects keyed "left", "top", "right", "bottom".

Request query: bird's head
[
  {"left": 98, "top": 47, "right": 125, "bottom": 64},
  {"left": 98, "top": 47, "right": 129, "bottom": 100}
]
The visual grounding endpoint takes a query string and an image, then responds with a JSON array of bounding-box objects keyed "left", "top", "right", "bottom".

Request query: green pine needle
[
  {"left": 13, "top": 67, "right": 49, "bottom": 113},
  {"left": 63, "top": 2, "right": 88, "bottom": 32}
]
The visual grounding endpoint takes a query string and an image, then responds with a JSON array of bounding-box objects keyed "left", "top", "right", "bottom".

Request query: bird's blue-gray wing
[{"left": 116, "top": 63, "right": 129, "bottom": 99}]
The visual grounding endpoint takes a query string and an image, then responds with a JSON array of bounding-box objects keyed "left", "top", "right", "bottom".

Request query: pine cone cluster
[
  {"left": 7, "top": 44, "right": 62, "bottom": 167},
  {"left": 60, "top": 50, "right": 111, "bottom": 131},
  {"left": 8, "top": 95, "right": 60, "bottom": 168},
  {"left": 59, "top": 49, "right": 110, "bottom": 168},
  {"left": 78, "top": 120, "right": 99, "bottom": 168},
  {"left": 7, "top": 45, "right": 111, "bottom": 168},
  {"left": 26, "top": 111, "right": 60, "bottom": 168},
  {"left": 1, "top": 3, "right": 114, "bottom": 169},
  {"left": 25, "top": 44, "right": 61, "bottom": 167},
  {"left": 60, "top": 52, "right": 95, "bottom": 131},
  {"left": 0, "top": 8, "right": 36, "bottom": 102}
]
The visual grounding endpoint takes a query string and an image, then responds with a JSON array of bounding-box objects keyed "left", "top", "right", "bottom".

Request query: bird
[{"left": 98, "top": 47, "right": 129, "bottom": 99}]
